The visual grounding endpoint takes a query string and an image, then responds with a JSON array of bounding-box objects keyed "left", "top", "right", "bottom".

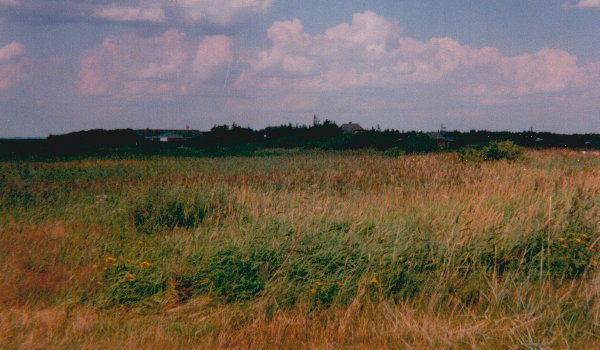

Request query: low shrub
[
  {"left": 482, "top": 140, "right": 524, "bottom": 161},
  {"left": 190, "top": 247, "right": 284, "bottom": 303},
  {"left": 459, "top": 141, "right": 524, "bottom": 162},
  {"left": 204, "top": 249, "right": 266, "bottom": 302}
]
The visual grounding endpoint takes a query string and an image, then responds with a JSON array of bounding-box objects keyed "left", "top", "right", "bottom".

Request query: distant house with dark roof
[
  {"left": 341, "top": 122, "right": 365, "bottom": 134},
  {"left": 426, "top": 131, "right": 455, "bottom": 148},
  {"left": 135, "top": 129, "right": 203, "bottom": 142}
]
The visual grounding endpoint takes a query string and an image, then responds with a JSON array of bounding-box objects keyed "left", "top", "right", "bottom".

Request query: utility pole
[{"left": 313, "top": 114, "right": 320, "bottom": 126}]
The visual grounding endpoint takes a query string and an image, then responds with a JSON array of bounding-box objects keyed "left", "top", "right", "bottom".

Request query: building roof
[
  {"left": 341, "top": 122, "right": 365, "bottom": 134},
  {"left": 426, "top": 131, "right": 454, "bottom": 142}
]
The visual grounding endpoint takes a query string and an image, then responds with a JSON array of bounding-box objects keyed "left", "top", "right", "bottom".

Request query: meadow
[{"left": 0, "top": 149, "right": 598, "bottom": 349}]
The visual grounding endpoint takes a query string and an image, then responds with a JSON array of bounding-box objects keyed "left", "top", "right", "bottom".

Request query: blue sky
[{"left": 0, "top": 0, "right": 599, "bottom": 137}]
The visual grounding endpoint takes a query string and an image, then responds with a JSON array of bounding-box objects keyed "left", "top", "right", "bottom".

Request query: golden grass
[
  {"left": 2, "top": 297, "right": 598, "bottom": 349},
  {"left": 0, "top": 149, "right": 598, "bottom": 349}
]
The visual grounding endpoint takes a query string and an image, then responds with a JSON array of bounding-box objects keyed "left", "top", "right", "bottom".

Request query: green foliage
[
  {"left": 548, "top": 232, "right": 596, "bottom": 279},
  {"left": 495, "top": 230, "right": 596, "bottom": 281},
  {"left": 482, "top": 140, "right": 524, "bottom": 161},
  {"left": 204, "top": 249, "right": 269, "bottom": 303},
  {"left": 403, "top": 133, "right": 437, "bottom": 154},
  {"left": 130, "top": 186, "right": 229, "bottom": 234},
  {"left": 102, "top": 259, "right": 166, "bottom": 305},
  {"left": 457, "top": 146, "right": 482, "bottom": 162},
  {"left": 383, "top": 147, "right": 405, "bottom": 157},
  {"left": 459, "top": 141, "right": 524, "bottom": 162}
]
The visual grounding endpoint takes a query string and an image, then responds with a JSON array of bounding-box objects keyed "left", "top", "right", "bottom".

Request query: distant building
[
  {"left": 158, "top": 132, "right": 184, "bottom": 142},
  {"left": 426, "top": 131, "right": 455, "bottom": 148},
  {"left": 341, "top": 122, "right": 365, "bottom": 134},
  {"left": 135, "top": 129, "right": 203, "bottom": 142}
]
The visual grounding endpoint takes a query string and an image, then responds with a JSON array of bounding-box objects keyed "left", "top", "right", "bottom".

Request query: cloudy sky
[{"left": 1, "top": 0, "right": 599, "bottom": 137}]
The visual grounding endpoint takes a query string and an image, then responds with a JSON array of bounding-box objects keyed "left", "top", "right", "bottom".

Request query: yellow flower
[
  {"left": 139, "top": 261, "right": 153, "bottom": 268},
  {"left": 137, "top": 241, "right": 144, "bottom": 245},
  {"left": 126, "top": 273, "right": 136, "bottom": 281},
  {"left": 310, "top": 288, "right": 317, "bottom": 293},
  {"left": 581, "top": 234, "right": 589, "bottom": 239},
  {"left": 562, "top": 244, "right": 568, "bottom": 248},
  {"left": 315, "top": 281, "right": 325, "bottom": 286},
  {"left": 370, "top": 278, "right": 379, "bottom": 284},
  {"left": 558, "top": 238, "right": 565, "bottom": 242},
  {"left": 104, "top": 256, "right": 117, "bottom": 263},
  {"left": 92, "top": 264, "right": 98, "bottom": 269},
  {"left": 573, "top": 238, "right": 583, "bottom": 244}
]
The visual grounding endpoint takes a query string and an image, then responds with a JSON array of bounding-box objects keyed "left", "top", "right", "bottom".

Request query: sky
[{"left": 0, "top": 0, "right": 599, "bottom": 137}]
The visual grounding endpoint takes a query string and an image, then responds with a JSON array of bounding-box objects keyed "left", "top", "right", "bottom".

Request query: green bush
[
  {"left": 204, "top": 249, "right": 269, "bottom": 303},
  {"left": 482, "top": 140, "right": 524, "bottom": 161},
  {"left": 459, "top": 141, "right": 524, "bottom": 162}
]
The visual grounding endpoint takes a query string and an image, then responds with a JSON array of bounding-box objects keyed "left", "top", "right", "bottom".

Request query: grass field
[{"left": 0, "top": 149, "right": 598, "bottom": 349}]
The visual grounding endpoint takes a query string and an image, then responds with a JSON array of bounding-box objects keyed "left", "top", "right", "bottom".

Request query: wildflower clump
[
  {"left": 100, "top": 257, "right": 165, "bottom": 305},
  {"left": 549, "top": 232, "right": 598, "bottom": 279}
]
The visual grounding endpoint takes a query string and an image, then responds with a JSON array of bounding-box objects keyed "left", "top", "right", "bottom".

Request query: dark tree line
[{"left": 1, "top": 121, "right": 598, "bottom": 159}]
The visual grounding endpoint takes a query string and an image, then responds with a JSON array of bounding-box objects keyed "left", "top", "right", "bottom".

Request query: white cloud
[
  {"left": 237, "top": 11, "right": 592, "bottom": 101},
  {"left": 0, "top": 41, "right": 25, "bottom": 89},
  {"left": 0, "top": 41, "right": 23, "bottom": 63},
  {"left": 75, "top": 10, "right": 599, "bottom": 122},
  {"left": 192, "top": 35, "right": 233, "bottom": 79},
  {"left": 0, "top": 0, "right": 276, "bottom": 27},
  {"left": 562, "top": 0, "right": 600, "bottom": 8},
  {"left": 77, "top": 30, "right": 232, "bottom": 99}
]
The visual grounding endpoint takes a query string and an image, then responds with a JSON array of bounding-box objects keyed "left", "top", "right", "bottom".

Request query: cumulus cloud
[
  {"left": 0, "top": 0, "right": 276, "bottom": 27},
  {"left": 0, "top": 41, "right": 25, "bottom": 89},
  {"left": 562, "top": 0, "right": 600, "bottom": 8},
  {"left": 76, "top": 9, "right": 599, "bottom": 114},
  {"left": 77, "top": 29, "right": 232, "bottom": 99},
  {"left": 237, "top": 11, "right": 591, "bottom": 101}
]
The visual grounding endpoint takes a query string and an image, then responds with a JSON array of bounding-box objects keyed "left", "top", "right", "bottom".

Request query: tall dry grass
[{"left": 0, "top": 149, "right": 598, "bottom": 349}]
